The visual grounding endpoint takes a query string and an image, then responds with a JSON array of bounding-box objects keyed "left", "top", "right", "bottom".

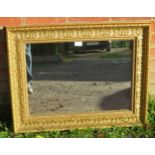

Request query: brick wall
[
  {"left": 150, "top": 20, "right": 155, "bottom": 97},
  {"left": 0, "top": 17, "right": 154, "bottom": 111}
]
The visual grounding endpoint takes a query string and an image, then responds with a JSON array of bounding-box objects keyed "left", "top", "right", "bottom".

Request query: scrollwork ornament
[{"left": 6, "top": 22, "right": 150, "bottom": 133}]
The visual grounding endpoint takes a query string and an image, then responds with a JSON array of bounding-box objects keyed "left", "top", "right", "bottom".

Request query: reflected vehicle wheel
[{"left": 106, "top": 47, "right": 111, "bottom": 52}]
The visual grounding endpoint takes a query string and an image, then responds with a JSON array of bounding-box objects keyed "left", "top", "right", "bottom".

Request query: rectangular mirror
[
  {"left": 6, "top": 23, "right": 150, "bottom": 133},
  {"left": 27, "top": 40, "right": 133, "bottom": 115}
]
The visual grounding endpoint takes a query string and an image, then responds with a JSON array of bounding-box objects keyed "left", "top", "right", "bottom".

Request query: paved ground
[{"left": 28, "top": 48, "right": 132, "bottom": 115}]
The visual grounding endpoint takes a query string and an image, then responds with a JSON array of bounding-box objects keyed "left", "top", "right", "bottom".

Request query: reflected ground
[{"left": 28, "top": 41, "right": 132, "bottom": 115}]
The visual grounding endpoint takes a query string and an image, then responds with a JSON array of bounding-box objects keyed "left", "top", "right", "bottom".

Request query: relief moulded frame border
[{"left": 6, "top": 22, "right": 150, "bottom": 133}]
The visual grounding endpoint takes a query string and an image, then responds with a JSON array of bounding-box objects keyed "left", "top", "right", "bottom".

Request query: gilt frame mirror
[{"left": 6, "top": 22, "right": 150, "bottom": 133}]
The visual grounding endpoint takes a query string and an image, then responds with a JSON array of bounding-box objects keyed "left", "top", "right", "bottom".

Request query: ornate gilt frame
[{"left": 6, "top": 22, "right": 150, "bottom": 133}]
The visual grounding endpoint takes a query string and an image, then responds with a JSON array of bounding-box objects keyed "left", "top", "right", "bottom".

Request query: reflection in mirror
[{"left": 26, "top": 40, "right": 133, "bottom": 115}]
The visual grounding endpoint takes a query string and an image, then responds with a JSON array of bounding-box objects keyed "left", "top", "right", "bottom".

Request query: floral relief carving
[
  {"left": 6, "top": 23, "right": 150, "bottom": 133},
  {"left": 15, "top": 26, "right": 144, "bottom": 41}
]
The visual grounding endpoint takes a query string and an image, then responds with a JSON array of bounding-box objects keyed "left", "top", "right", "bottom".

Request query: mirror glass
[{"left": 25, "top": 40, "right": 133, "bottom": 115}]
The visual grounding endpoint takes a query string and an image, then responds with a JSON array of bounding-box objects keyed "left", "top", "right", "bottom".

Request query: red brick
[
  {"left": 150, "top": 48, "right": 155, "bottom": 59},
  {"left": 24, "top": 17, "right": 66, "bottom": 25},
  {"left": 0, "top": 17, "right": 22, "bottom": 26},
  {"left": 151, "top": 34, "right": 155, "bottom": 45},
  {"left": 111, "top": 17, "right": 151, "bottom": 21},
  {"left": 67, "top": 17, "right": 110, "bottom": 22},
  {"left": 149, "top": 59, "right": 155, "bottom": 68},
  {"left": 149, "top": 71, "right": 155, "bottom": 82},
  {"left": 151, "top": 22, "right": 155, "bottom": 33},
  {"left": 149, "top": 83, "right": 155, "bottom": 95}
]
